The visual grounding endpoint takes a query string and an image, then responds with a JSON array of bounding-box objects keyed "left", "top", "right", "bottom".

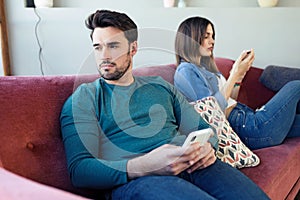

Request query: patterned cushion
[{"left": 193, "top": 96, "right": 260, "bottom": 168}]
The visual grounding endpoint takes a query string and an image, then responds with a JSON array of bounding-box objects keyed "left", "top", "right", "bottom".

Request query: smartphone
[
  {"left": 182, "top": 128, "right": 213, "bottom": 148},
  {"left": 242, "top": 50, "right": 251, "bottom": 61}
]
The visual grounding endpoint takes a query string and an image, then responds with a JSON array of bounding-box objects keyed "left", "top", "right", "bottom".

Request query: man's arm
[
  {"left": 170, "top": 83, "right": 218, "bottom": 150},
  {"left": 60, "top": 84, "right": 128, "bottom": 189},
  {"left": 125, "top": 83, "right": 217, "bottom": 178},
  {"left": 127, "top": 142, "right": 205, "bottom": 179}
]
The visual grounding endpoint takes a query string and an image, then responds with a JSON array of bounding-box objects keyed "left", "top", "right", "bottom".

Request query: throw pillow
[
  {"left": 259, "top": 65, "right": 300, "bottom": 92},
  {"left": 192, "top": 96, "right": 260, "bottom": 168}
]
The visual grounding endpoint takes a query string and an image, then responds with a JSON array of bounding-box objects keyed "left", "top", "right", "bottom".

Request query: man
[{"left": 60, "top": 9, "right": 269, "bottom": 200}]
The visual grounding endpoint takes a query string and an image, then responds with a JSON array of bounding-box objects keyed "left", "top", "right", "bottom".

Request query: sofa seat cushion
[{"left": 240, "top": 137, "right": 300, "bottom": 200}]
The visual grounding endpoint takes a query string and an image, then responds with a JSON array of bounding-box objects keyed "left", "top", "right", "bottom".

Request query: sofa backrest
[{"left": 132, "top": 64, "right": 176, "bottom": 84}]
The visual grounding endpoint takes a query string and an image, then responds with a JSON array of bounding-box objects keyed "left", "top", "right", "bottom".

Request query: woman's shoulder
[
  {"left": 176, "top": 62, "right": 201, "bottom": 75},
  {"left": 177, "top": 62, "right": 196, "bottom": 70},
  {"left": 177, "top": 62, "right": 210, "bottom": 76}
]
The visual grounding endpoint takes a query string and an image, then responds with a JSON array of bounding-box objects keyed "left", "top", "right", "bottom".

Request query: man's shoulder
[
  {"left": 135, "top": 76, "right": 170, "bottom": 85},
  {"left": 73, "top": 78, "right": 100, "bottom": 96}
]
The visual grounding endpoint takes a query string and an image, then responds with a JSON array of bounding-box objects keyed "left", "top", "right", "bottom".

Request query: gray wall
[{"left": 5, "top": 0, "right": 300, "bottom": 75}]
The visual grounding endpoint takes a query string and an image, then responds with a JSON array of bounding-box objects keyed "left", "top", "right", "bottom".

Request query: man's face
[{"left": 92, "top": 27, "right": 136, "bottom": 81}]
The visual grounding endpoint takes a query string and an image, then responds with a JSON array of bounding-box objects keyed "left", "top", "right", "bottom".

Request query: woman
[{"left": 174, "top": 16, "right": 300, "bottom": 150}]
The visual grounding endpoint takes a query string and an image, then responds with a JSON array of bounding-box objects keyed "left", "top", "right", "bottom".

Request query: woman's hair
[
  {"left": 175, "top": 16, "right": 219, "bottom": 73},
  {"left": 85, "top": 10, "right": 138, "bottom": 43}
]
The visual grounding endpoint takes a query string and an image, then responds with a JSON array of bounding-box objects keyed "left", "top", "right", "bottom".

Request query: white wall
[{"left": 5, "top": 0, "right": 300, "bottom": 75}]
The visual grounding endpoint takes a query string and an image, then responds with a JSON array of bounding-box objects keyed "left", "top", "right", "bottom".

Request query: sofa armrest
[{"left": 0, "top": 168, "right": 88, "bottom": 200}]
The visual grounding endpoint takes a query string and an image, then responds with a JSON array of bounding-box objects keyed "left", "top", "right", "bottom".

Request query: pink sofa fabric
[
  {"left": 0, "top": 168, "right": 88, "bottom": 200},
  {"left": 0, "top": 75, "right": 102, "bottom": 199},
  {"left": 241, "top": 138, "right": 300, "bottom": 200},
  {"left": 132, "top": 64, "right": 176, "bottom": 84},
  {"left": 0, "top": 58, "right": 299, "bottom": 200}
]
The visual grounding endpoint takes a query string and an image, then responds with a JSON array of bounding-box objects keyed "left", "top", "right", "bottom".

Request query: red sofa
[{"left": 0, "top": 57, "right": 299, "bottom": 199}]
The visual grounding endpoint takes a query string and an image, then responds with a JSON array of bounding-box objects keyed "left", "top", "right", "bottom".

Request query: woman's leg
[
  {"left": 189, "top": 159, "right": 269, "bottom": 200},
  {"left": 111, "top": 175, "right": 215, "bottom": 200},
  {"left": 229, "top": 80, "right": 300, "bottom": 149},
  {"left": 287, "top": 114, "right": 300, "bottom": 137}
]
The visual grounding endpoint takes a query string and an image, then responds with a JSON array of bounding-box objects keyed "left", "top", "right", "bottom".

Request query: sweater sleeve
[
  {"left": 60, "top": 83, "right": 128, "bottom": 190},
  {"left": 170, "top": 84, "right": 219, "bottom": 150},
  {"left": 174, "top": 63, "right": 228, "bottom": 111}
]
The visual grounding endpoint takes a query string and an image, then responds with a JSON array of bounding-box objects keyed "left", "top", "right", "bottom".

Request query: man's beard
[{"left": 98, "top": 53, "right": 131, "bottom": 81}]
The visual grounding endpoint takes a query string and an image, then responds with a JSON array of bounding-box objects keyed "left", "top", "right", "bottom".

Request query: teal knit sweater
[{"left": 60, "top": 76, "right": 216, "bottom": 190}]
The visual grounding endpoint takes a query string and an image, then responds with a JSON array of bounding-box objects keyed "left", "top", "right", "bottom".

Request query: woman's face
[{"left": 199, "top": 24, "right": 215, "bottom": 57}]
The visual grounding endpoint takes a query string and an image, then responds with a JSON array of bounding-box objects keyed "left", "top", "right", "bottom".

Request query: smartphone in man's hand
[{"left": 182, "top": 128, "right": 213, "bottom": 148}]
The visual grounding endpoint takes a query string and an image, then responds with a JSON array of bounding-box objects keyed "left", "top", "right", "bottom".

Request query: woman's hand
[
  {"left": 127, "top": 142, "right": 215, "bottom": 179},
  {"left": 221, "top": 49, "right": 255, "bottom": 101},
  {"left": 231, "top": 49, "right": 255, "bottom": 82}
]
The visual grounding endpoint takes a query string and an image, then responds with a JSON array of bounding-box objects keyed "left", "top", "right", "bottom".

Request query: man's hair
[
  {"left": 175, "top": 16, "right": 218, "bottom": 73},
  {"left": 85, "top": 10, "right": 138, "bottom": 43}
]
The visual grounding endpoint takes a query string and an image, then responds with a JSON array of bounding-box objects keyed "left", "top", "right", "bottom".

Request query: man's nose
[{"left": 101, "top": 47, "right": 111, "bottom": 60}]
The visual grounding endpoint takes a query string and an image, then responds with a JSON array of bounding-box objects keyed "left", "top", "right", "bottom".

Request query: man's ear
[{"left": 130, "top": 41, "right": 138, "bottom": 56}]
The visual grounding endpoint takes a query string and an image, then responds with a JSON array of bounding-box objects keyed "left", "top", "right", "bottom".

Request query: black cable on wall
[{"left": 33, "top": 8, "right": 44, "bottom": 75}]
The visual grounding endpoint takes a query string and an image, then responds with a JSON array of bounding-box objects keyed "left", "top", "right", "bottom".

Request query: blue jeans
[
  {"left": 110, "top": 159, "right": 269, "bottom": 200},
  {"left": 228, "top": 80, "right": 300, "bottom": 150}
]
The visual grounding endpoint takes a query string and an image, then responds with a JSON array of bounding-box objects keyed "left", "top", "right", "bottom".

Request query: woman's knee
[{"left": 283, "top": 80, "right": 300, "bottom": 92}]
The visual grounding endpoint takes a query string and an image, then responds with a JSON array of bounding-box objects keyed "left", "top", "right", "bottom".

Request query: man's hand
[
  {"left": 185, "top": 142, "right": 216, "bottom": 173},
  {"left": 127, "top": 142, "right": 216, "bottom": 179}
]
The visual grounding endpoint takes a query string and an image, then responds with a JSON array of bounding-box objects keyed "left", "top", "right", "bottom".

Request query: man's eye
[
  {"left": 109, "top": 44, "right": 119, "bottom": 49},
  {"left": 94, "top": 46, "right": 102, "bottom": 51}
]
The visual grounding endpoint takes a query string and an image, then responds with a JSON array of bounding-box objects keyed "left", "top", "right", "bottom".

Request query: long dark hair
[
  {"left": 175, "top": 16, "right": 219, "bottom": 73},
  {"left": 85, "top": 10, "right": 138, "bottom": 43}
]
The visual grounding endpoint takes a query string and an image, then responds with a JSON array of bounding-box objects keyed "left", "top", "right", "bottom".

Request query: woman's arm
[
  {"left": 174, "top": 65, "right": 211, "bottom": 101},
  {"left": 174, "top": 63, "right": 228, "bottom": 110},
  {"left": 220, "top": 49, "right": 255, "bottom": 100}
]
